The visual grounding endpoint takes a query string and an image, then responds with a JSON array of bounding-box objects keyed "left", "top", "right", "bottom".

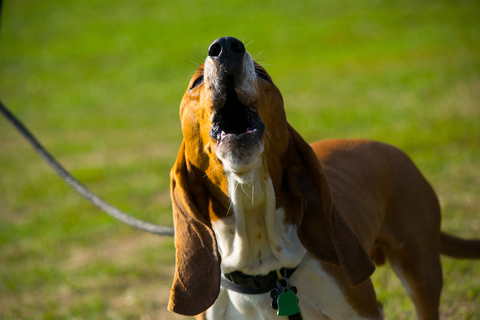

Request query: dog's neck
[{"left": 211, "top": 158, "right": 306, "bottom": 275}]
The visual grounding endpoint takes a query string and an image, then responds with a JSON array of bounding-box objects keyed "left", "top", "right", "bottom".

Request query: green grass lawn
[{"left": 1, "top": 0, "right": 479, "bottom": 319}]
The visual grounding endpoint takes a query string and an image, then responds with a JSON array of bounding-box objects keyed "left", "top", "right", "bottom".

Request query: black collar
[{"left": 221, "top": 267, "right": 298, "bottom": 295}]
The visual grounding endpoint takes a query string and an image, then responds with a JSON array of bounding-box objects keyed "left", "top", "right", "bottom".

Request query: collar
[{"left": 221, "top": 267, "right": 298, "bottom": 295}]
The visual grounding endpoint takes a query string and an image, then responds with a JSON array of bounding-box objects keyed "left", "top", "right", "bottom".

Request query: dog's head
[
  {"left": 168, "top": 37, "right": 375, "bottom": 316},
  {"left": 180, "top": 37, "right": 289, "bottom": 185}
]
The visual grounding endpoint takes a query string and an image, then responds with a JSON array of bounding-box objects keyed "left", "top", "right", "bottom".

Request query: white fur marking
[{"left": 212, "top": 159, "right": 306, "bottom": 275}]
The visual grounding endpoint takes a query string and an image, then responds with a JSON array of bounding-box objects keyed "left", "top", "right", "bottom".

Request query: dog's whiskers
[
  {"left": 225, "top": 200, "right": 233, "bottom": 216},
  {"left": 252, "top": 182, "right": 255, "bottom": 206},
  {"left": 203, "top": 157, "right": 222, "bottom": 178},
  {"left": 241, "top": 183, "right": 253, "bottom": 202},
  {"left": 254, "top": 59, "right": 276, "bottom": 69},
  {"left": 226, "top": 182, "right": 240, "bottom": 216},
  {"left": 254, "top": 177, "right": 275, "bottom": 199},
  {"left": 190, "top": 60, "right": 201, "bottom": 67}
]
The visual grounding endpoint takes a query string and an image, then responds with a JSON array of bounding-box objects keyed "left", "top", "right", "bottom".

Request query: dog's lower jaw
[{"left": 216, "top": 141, "right": 265, "bottom": 183}]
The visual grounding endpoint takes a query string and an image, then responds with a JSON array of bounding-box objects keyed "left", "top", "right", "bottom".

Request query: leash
[{"left": 0, "top": 100, "right": 174, "bottom": 237}]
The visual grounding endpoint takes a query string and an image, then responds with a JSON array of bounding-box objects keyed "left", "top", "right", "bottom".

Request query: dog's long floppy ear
[
  {"left": 168, "top": 142, "right": 221, "bottom": 316},
  {"left": 285, "top": 124, "right": 375, "bottom": 287}
]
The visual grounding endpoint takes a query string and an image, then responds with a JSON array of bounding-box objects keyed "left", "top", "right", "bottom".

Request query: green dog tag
[{"left": 277, "top": 289, "right": 300, "bottom": 316}]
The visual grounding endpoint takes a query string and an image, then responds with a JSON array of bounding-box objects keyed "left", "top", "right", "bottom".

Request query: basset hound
[{"left": 167, "top": 37, "right": 480, "bottom": 320}]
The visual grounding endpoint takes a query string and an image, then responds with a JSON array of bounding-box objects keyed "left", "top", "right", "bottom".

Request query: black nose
[{"left": 208, "top": 37, "right": 245, "bottom": 61}]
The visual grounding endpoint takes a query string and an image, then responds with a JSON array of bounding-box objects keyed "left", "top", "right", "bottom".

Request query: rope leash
[{"left": 0, "top": 100, "right": 174, "bottom": 237}]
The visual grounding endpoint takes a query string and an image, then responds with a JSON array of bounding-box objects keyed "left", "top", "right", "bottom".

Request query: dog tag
[
  {"left": 277, "top": 288, "right": 300, "bottom": 316},
  {"left": 270, "top": 271, "right": 300, "bottom": 316},
  {"left": 270, "top": 284, "right": 297, "bottom": 310}
]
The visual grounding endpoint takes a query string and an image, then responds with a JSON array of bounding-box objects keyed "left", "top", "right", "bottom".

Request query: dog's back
[{"left": 311, "top": 138, "right": 480, "bottom": 319}]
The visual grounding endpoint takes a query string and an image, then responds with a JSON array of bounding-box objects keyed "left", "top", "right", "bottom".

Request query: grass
[{"left": 1, "top": 0, "right": 479, "bottom": 319}]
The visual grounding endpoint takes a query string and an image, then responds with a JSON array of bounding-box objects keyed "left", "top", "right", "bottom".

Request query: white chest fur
[
  {"left": 211, "top": 161, "right": 306, "bottom": 275},
  {"left": 208, "top": 162, "right": 370, "bottom": 319}
]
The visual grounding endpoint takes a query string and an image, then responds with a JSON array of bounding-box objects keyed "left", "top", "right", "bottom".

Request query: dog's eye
[
  {"left": 255, "top": 70, "right": 272, "bottom": 84},
  {"left": 190, "top": 75, "right": 204, "bottom": 90}
]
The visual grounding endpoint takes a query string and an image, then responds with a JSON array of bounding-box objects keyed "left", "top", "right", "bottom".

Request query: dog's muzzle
[{"left": 206, "top": 37, "right": 265, "bottom": 171}]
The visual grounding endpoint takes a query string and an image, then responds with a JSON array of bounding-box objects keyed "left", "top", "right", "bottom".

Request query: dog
[{"left": 167, "top": 36, "right": 480, "bottom": 320}]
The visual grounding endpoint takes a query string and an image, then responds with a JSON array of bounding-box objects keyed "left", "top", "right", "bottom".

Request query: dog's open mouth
[{"left": 209, "top": 81, "right": 265, "bottom": 145}]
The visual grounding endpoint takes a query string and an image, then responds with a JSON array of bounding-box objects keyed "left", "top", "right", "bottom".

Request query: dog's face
[{"left": 179, "top": 37, "right": 289, "bottom": 184}]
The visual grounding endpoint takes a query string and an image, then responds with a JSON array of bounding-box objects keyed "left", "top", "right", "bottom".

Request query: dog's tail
[{"left": 440, "top": 232, "right": 480, "bottom": 259}]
